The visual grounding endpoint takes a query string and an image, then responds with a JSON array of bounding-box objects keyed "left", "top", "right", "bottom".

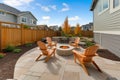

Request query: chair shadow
[
  {"left": 85, "top": 64, "right": 118, "bottom": 80},
  {"left": 45, "top": 57, "right": 63, "bottom": 75}
]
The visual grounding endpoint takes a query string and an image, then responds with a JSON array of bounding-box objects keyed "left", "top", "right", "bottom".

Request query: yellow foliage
[
  {"left": 74, "top": 24, "right": 81, "bottom": 35},
  {"left": 62, "top": 17, "right": 71, "bottom": 34}
]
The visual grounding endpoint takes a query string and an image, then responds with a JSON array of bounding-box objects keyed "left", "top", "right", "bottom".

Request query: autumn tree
[
  {"left": 74, "top": 23, "right": 81, "bottom": 35},
  {"left": 62, "top": 17, "right": 71, "bottom": 34}
]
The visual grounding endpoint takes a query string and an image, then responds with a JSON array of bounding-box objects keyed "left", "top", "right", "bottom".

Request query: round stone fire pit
[
  {"left": 56, "top": 44, "right": 74, "bottom": 56},
  {"left": 60, "top": 46, "right": 69, "bottom": 49}
]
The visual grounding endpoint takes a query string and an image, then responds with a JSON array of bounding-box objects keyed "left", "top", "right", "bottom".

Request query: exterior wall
[
  {"left": 0, "top": 12, "right": 17, "bottom": 23},
  {"left": 94, "top": 33, "right": 120, "bottom": 57},
  {"left": 17, "top": 13, "right": 37, "bottom": 26},
  {"left": 93, "top": 0, "right": 120, "bottom": 57},
  {"left": 94, "top": 1, "right": 120, "bottom": 31}
]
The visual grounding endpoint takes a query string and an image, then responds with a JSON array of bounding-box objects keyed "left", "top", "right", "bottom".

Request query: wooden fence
[
  {"left": 0, "top": 21, "right": 57, "bottom": 50},
  {"left": 81, "top": 31, "right": 93, "bottom": 37}
]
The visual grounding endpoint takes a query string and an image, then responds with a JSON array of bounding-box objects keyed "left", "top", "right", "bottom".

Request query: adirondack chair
[
  {"left": 70, "top": 37, "right": 80, "bottom": 48},
  {"left": 72, "top": 45, "right": 102, "bottom": 75},
  {"left": 35, "top": 41, "right": 56, "bottom": 62},
  {"left": 46, "top": 37, "right": 57, "bottom": 48}
]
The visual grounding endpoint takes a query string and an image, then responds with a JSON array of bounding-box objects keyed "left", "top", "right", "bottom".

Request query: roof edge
[{"left": 90, "top": 0, "right": 98, "bottom": 11}]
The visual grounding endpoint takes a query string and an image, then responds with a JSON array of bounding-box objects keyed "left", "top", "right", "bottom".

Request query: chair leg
[
  {"left": 45, "top": 55, "right": 51, "bottom": 62},
  {"left": 80, "top": 63, "right": 89, "bottom": 75},
  {"left": 35, "top": 54, "right": 42, "bottom": 61},
  {"left": 74, "top": 55, "right": 77, "bottom": 63},
  {"left": 92, "top": 61, "right": 102, "bottom": 72}
]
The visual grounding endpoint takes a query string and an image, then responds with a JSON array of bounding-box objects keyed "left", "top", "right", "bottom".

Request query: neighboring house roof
[
  {"left": 19, "top": 11, "right": 37, "bottom": 20},
  {"left": 0, "top": 3, "right": 20, "bottom": 15},
  {"left": 0, "top": 3, "right": 37, "bottom": 20},
  {"left": 49, "top": 25, "right": 59, "bottom": 31},
  {"left": 37, "top": 25, "right": 50, "bottom": 30},
  {"left": 90, "top": 0, "right": 98, "bottom": 11}
]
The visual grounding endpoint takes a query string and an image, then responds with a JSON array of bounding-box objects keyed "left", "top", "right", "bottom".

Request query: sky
[{"left": 0, "top": 0, "right": 93, "bottom": 26}]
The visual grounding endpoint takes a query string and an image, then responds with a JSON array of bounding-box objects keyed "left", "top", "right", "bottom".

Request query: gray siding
[
  {"left": 94, "top": 1, "right": 120, "bottom": 31},
  {"left": 18, "top": 13, "right": 37, "bottom": 26},
  {"left": 94, "top": 33, "right": 120, "bottom": 57},
  {"left": 93, "top": 0, "right": 120, "bottom": 58},
  {"left": 94, "top": 33, "right": 101, "bottom": 44},
  {"left": 0, "top": 13, "right": 17, "bottom": 23}
]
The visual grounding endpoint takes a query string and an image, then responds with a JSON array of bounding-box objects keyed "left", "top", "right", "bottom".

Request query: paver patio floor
[{"left": 14, "top": 44, "right": 120, "bottom": 80}]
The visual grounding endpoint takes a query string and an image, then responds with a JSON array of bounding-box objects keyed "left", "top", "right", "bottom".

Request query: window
[
  {"left": 98, "top": 0, "right": 109, "bottom": 14},
  {"left": 0, "top": 11, "right": 6, "bottom": 16},
  {"left": 113, "top": 0, "right": 120, "bottom": 8},
  {"left": 33, "top": 21, "right": 36, "bottom": 24},
  {"left": 21, "top": 17, "right": 27, "bottom": 23},
  {"left": 30, "top": 19, "right": 36, "bottom": 24},
  {"left": 110, "top": 0, "right": 120, "bottom": 13}
]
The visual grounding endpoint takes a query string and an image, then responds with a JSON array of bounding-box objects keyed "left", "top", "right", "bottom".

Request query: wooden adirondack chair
[
  {"left": 70, "top": 37, "right": 80, "bottom": 48},
  {"left": 72, "top": 45, "right": 102, "bottom": 75},
  {"left": 35, "top": 41, "right": 56, "bottom": 62},
  {"left": 46, "top": 37, "right": 57, "bottom": 48}
]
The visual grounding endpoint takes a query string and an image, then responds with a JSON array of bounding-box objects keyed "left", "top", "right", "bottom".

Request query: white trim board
[{"left": 94, "top": 31, "right": 120, "bottom": 35}]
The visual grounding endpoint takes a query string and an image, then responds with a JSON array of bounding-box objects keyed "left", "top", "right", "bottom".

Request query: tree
[
  {"left": 62, "top": 17, "right": 71, "bottom": 34},
  {"left": 74, "top": 23, "right": 81, "bottom": 35}
]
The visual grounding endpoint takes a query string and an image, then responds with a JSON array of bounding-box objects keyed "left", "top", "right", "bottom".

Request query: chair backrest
[
  {"left": 83, "top": 45, "right": 99, "bottom": 62},
  {"left": 37, "top": 41, "right": 48, "bottom": 55},
  {"left": 46, "top": 37, "right": 52, "bottom": 44},
  {"left": 75, "top": 37, "right": 80, "bottom": 44}
]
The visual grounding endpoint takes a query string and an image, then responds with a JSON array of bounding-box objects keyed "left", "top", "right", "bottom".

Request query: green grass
[
  {"left": 0, "top": 53, "right": 5, "bottom": 58},
  {"left": 5, "top": 45, "right": 16, "bottom": 52},
  {"left": 13, "top": 49, "right": 22, "bottom": 53},
  {"left": 25, "top": 43, "right": 33, "bottom": 47}
]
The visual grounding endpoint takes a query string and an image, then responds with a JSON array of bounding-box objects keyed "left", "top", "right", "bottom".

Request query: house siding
[
  {"left": 94, "top": 1, "right": 120, "bottom": 31},
  {"left": 93, "top": 0, "right": 120, "bottom": 57},
  {"left": 0, "top": 12, "right": 17, "bottom": 23},
  {"left": 94, "top": 33, "right": 120, "bottom": 57},
  {"left": 18, "top": 13, "right": 37, "bottom": 26}
]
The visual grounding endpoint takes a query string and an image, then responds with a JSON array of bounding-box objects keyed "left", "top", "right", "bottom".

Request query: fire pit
[
  {"left": 60, "top": 46, "right": 69, "bottom": 49},
  {"left": 56, "top": 44, "right": 74, "bottom": 56}
]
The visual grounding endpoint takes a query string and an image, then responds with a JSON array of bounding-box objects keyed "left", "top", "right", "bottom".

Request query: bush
[
  {"left": 13, "top": 49, "right": 22, "bottom": 53},
  {"left": 5, "top": 45, "right": 15, "bottom": 52},
  {"left": 24, "top": 25, "right": 31, "bottom": 29},
  {"left": 85, "top": 41, "right": 94, "bottom": 47},
  {"left": 0, "top": 53, "right": 5, "bottom": 59},
  {"left": 25, "top": 43, "right": 32, "bottom": 47}
]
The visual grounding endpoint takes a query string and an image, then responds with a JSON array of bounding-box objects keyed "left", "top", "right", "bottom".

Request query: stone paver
[{"left": 13, "top": 45, "right": 120, "bottom": 80}]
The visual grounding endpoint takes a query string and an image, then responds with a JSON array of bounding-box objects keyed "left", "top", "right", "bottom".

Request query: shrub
[
  {"left": 25, "top": 43, "right": 32, "bottom": 47},
  {"left": 85, "top": 41, "right": 94, "bottom": 47},
  {"left": 0, "top": 53, "right": 5, "bottom": 59},
  {"left": 13, "top": 49, "right": 22, "bottom": 53},
  {"left": 5, "top": 45, "right": 15, "bottom": 52},
  {"left": 24, "top": 25, "right": 31, "bottom": 29}
]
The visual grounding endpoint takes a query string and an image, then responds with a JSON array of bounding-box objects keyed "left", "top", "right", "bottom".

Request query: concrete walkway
[{"left": 14, "top": 46, "right": 120, "bottom": 80}]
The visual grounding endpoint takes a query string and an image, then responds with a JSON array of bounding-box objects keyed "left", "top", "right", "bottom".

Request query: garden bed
[
  {"left": 0, "top": 43, "right": 37, "bottom": 80},
  {"left": 0, "top": 42, "right": 120, "bottom": 80}
]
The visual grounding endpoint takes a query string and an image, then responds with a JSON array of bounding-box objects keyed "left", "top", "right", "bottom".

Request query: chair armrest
[{"left": 72, "top": 50, "right": 86, "bottom": 58}]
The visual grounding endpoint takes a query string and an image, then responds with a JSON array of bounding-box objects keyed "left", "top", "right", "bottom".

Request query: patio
[{"left": 13, "top": 43, "right": 120, "bottom": 80}]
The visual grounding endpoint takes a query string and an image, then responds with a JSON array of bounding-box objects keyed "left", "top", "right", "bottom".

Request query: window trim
[
  {"left": 21, "top": 16, "right": 27, "bottom": 23},
  {"left": 98, "top": 0, "right": 109, "bottom": 15},
  {"left": 30, "top": 19, "right": 33, "bottom": 24},
  {"left": 0, "top": 11, "right": 6, "bottom": 16},
  {"left": 110, "top": 0, "right": 120, "bottom": 13}
]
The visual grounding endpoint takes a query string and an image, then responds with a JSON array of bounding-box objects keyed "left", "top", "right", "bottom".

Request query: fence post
[
  {"left": 21, "top": 23, "right": 24, "bottom": 45},
  {"left": 0, "top": 22, "right": 2, "bottom": 50}
]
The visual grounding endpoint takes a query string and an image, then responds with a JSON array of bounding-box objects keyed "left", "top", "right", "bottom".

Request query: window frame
[
  {"left": 21, "top": 16, "right": 27, "bottom": 23},
  {"left": 0, "top": 11, "right": 6, "bottom": 16},
  {"left": 98, "top": 0, "right": 109, "bottom": 15},
  {"left": 110, "top": 0, "right": 120, "bottom": 13}
]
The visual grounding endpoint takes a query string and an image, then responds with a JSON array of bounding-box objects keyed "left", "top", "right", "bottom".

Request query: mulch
[
  {"left": 97, "top": 49, "right": 120, "bottom": 61},
  {"left": 0, "top": 43, "right": 37, "bottom": 80},
  {"left": 0, "top": 43, "right": 120, "bottom": 80}
]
